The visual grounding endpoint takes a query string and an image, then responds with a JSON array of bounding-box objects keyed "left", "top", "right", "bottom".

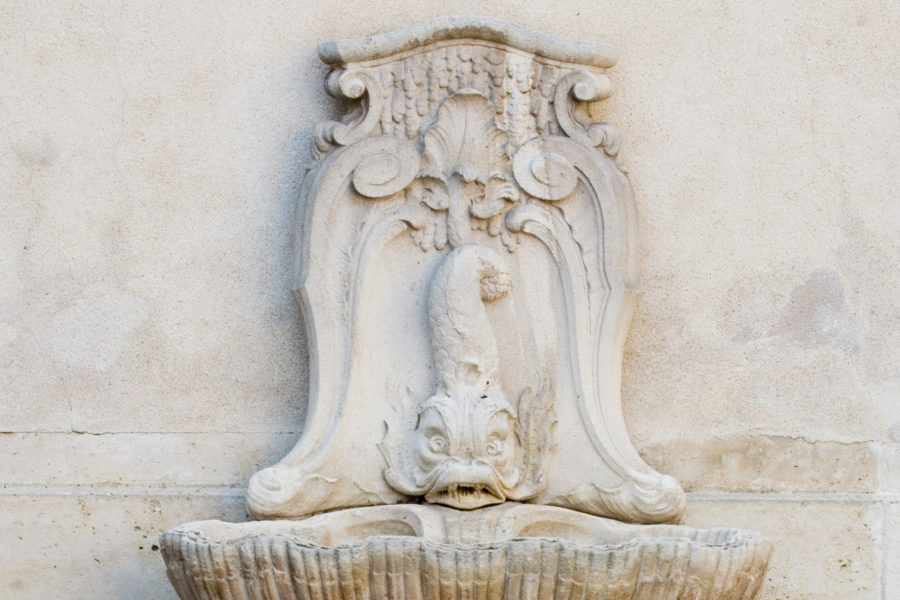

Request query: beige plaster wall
[{"left": 1, "top": 2, "right": 898, "bottom": 598}]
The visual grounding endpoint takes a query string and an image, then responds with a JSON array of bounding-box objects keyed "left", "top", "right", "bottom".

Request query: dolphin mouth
[{"left": 424, "top": 469, "right": 506, "bottom": 510}]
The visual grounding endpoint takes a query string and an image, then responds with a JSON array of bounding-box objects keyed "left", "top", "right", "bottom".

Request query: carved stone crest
[
  {"left": 161, "top": 17, "right": 771, "bottom": 600},
  {"left": 246, "top": 15, "right": 685, "bottom": 524}
]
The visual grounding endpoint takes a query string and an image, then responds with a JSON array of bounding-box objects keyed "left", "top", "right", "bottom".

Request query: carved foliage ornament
[{"left": 247, "top": 15, "right": 686, "bottom": 524}]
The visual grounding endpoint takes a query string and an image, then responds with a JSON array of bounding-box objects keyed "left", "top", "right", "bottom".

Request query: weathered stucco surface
[{"left": 1, "top": 2, "right": 898, "bottom": 598}]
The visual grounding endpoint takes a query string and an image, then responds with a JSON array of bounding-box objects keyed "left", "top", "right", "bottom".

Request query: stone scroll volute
[{"left": 246, "top": 16, "right": 686, "bottom": 524}]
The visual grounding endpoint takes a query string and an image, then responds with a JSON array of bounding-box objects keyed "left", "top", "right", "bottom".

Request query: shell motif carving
[
  {"left": 162, "top": 504, "right": 773, "bottom": 600},
  {"left": 412, "top": 92, "right": 521, "bottom": 251}
]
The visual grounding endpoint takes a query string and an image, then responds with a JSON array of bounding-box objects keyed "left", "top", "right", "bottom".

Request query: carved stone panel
[{"left": 246, "top": 16, "right": 686, "bottom": 524}]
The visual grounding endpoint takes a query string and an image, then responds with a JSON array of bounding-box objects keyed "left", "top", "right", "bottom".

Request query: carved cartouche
[{"left": 247, "top": 14, "right": 687, "bottom": 524}]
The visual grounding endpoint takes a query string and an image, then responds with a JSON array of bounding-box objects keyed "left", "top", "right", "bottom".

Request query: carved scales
[{"left": 247, "top": 16, "right": 686, "bottom": 524}]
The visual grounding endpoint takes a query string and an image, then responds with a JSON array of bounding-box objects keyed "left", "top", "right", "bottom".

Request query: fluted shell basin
[{"left": 161, "top": 503, "right": 771, "bottom": 600}]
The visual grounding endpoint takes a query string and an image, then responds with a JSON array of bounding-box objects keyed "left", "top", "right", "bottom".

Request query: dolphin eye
[
  {"left": 485, "top": 438, "right": 502, "bottom": 457},
  {"left": 429, "top": 435, "right": 447, "bottom": 454}
]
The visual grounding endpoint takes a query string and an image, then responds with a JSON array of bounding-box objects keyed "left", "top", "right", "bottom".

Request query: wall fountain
[{"left": 161, "top": 16, "right": 772, "bottom": 599}]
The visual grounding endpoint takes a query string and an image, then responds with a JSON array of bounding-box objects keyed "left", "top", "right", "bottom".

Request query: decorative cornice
[{"left": 318, "top": 15, "right": 619, "bottom": 67}]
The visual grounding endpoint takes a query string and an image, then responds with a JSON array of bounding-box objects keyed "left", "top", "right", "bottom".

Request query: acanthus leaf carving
[
  {"left": 548, "top": 475, "right": 687, "bottom": 525},
  {"left": 412, "top": 92, "right": 523, "bottom": 250},
  {"left": 420, "top": 91, "right": 508, "bottom": 184}
]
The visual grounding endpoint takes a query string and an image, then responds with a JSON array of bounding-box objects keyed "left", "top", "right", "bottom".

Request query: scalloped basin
[{"left": 161, "top": 503, "right": 771, "bottom": 600}]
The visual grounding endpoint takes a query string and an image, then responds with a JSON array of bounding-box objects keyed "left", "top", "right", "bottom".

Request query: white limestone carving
[
  {"left": 162, "top": 16, "right": 772, "bottom": 599},
  {"left": 247, "top": 15, "right": 685, "bottom": 525},
  {"left": 381, "top": 244, "right": 556, "bottom": 509},
  {"left": 162, "top": 503, "right": 772, "bottom": 600}
]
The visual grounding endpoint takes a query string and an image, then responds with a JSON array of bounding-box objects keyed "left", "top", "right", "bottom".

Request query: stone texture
[
  {"left": 0, "top": 494, "right": 247, "bottom": 599},
  {"left": 876, "top": 381, "right": 900, "bottom": 494},
  {"left": 2, "top": 3, "right": 897, "bottom": 440},
  {"left": 618, "top": 1, "right": 900, "bottom": 447},
  {"left": 684, "top": 500, "right": 882, "bottom": 600},
  {"left": 637, "top": 435, "right": 878, "bottom": 493},
  {"left": 886, "top": 504, "right": 900, "bottom": 600},
  {"left": 0, "top": 433, "right": 296, "bottom": 487},
  {"left": 163, "top": 504, "right": 771, "bottom": 600},
  {"left": 878, "top": 443, "right": 900, "bottom": 495},
  {"left": 1, "top": 1, "right": 311, "bottom": 435}
]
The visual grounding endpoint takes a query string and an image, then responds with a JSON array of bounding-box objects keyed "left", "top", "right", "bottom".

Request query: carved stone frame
[{"left": 246, "top": 16, "right": 686, "bottom": 524}]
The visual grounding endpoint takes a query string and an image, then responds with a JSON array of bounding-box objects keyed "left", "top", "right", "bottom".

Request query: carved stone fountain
[{"left": 161, "top": 16, "right": 772, "bottom": 599}]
